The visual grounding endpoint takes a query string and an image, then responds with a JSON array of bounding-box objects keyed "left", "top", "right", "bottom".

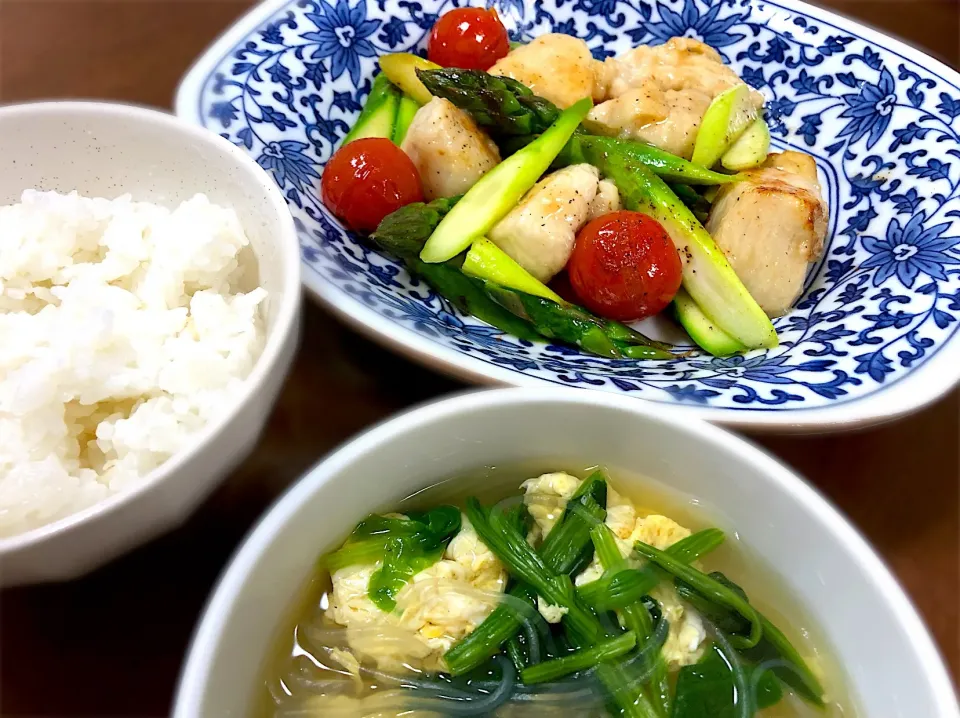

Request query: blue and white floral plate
[{"left": 176, "top": 0, "right": 960, "bottom": 432}]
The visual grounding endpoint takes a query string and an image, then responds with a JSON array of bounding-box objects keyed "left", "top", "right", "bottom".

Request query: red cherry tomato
[
  {"left": 428, "top": 7, "right": 510, "bottom": 70},
  {"left": 568, "top": 210, "right": 683, "bottom": 322},
  {"left": 321, "top": 137, "right": 424, "bottom": 233}
]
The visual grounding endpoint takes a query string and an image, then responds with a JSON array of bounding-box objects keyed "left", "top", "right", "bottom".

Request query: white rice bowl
[{"left": 0, "top": 189, "right": 267, "bottom": 538}]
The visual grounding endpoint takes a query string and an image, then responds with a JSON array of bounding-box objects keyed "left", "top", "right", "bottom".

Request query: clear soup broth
[{"left": 258, "top": 463, "right": 856, "bottom": 717}]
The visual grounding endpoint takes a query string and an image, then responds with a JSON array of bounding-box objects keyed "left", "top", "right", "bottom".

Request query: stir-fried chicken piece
[
  {"left": 602, "top": 37, "right": 763, "bottom": 104},
  {"left": 488, "top": 164, "right": 601, "bottom": 282},
  {"left": 588, "top": 38, "right": 763, "bottom": 158},
  {"left": 705, "top": 151, "right": 828, "bottom": 317},
  {"left": 488, "top": 34, "right": 607, "bottom": 109},
  {"left": 585, "top": 83, "right": 713, "bottom": 158},
  {"left": 401, "top": 97, "right": 500, "bottom": 200},
  {"left": 587, "top": 179, "right": 621, "bottom": 220}
]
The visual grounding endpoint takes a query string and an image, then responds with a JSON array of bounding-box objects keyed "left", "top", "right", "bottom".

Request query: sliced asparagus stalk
[
  {"left": 691, "top": 84, "right": 759, "bottom": 169},
  {"left": 462, "top": 237, "right": 565, "bottom": 303},
  {"left": 378, "top": 53, "right": 440, "bottom": 105},
  {"left": 673, "top": 288, "right": 746, "bottom": 357},
  {"left": 341, "top": 72, "right": 400, "bottom": 146},
  {"left": 391, "top": 94, "right": 420, "bottom": 144},
  {"left": 420, "top": 97, "right": 592, "bottom": 263},
  {"left": 721, "top": 116, "right": 771, "bottom": 171},
  {"left": 585, "top": 152, "right": 777, "bottom": 350}
]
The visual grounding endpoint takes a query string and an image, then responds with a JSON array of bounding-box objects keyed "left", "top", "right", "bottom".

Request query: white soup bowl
[{"left": 174, "top": 388, "right": 958, "bottom": 718}]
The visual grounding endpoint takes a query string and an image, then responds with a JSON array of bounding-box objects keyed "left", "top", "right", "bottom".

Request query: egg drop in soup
[{"left": 257, "top": 466, "right": 855, "bottom": 718}]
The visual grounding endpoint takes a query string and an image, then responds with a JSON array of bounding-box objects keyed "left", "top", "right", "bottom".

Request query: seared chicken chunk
[
  {"left": 602, "top": 37, "right": 763, "bottom": 105},
  {"left": 585, "top": 83, "right": 712, "bottom": 158},
  {"left": 488, "top": 34, "right": 606, "bottom": 108},
  {"left": 489, "top": 164, "right": 601, "bottom": 282},
  {"left": 706, "top": 151, "right": 828, "bottom": 317},
  {"left": 588, "top": 38, "right": 763, "bottom": 158},
  {"left": 587, "top": 179, "right": 621, "bottom": 220},
  {"left": 401, "top": 97, "right": 500, "bottom": 200}
]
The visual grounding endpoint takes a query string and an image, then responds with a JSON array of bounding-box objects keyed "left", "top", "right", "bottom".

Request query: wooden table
[{"left": 0, "top": 1, "right": 957, "bottom": 714}]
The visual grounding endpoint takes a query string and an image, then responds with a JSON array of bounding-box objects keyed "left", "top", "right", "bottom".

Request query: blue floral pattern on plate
[{"left": 181, "top": 0, "right": 960, "bottom": 415}]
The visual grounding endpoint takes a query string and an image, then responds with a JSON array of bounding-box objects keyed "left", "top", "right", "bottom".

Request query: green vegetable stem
[
  {"left": 577, "top": 528, "right": 726, "bottom": 610},
  {"left": 445, "top": 474, "right": 608, "bottom": 675},
  {"left": 465, "top": 497, "right": 604, "bottom": 644},
  {"left": 521, "top": 631, "right": 637, "bottom": 684},
  {"left": 591, "top": 524, "right": 671, "bottom": 716},
  {"left": 676, "top": 571, "right": 826, "bottom": 707},
  {"left": 633, "top": 541, "right": 763, "bottom": 649},
  {"left": 557, "top": 135, "right": 742, "bottom": 187},
  {"left": 371, "top": 198, "right": 675, "bottom": 360}
]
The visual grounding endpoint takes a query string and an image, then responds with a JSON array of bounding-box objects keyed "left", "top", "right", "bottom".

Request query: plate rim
[{"left": 174, "top": 0, "right": 960, "bottom": 432}]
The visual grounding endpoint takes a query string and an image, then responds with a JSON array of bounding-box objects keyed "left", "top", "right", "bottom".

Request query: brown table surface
[{"left": 0, "top": 1, "right": 958, "bottom": 714}]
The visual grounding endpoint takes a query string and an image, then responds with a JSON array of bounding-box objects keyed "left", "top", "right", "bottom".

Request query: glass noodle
[{"left": 257, "top": 464, "right": 855, "bottom": 718}]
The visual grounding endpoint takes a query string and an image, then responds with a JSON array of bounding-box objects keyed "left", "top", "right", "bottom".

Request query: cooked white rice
[{"left": 0, "top": 190, "right": 267, "bottom": 538}]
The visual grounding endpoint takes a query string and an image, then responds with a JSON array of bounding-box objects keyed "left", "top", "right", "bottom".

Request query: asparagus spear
[
  {"left": 420, "top": 96, "right": 592, "bottom": 263},
  {"left": 407, "top": 258, "right": 542, "bottom": 341},
  {"left": 418, "top": 67, "right": 561, "bottom": 135},
  {"left": 585, "top": 153, "right": 778, "bottom": 350},
  {"left": 371, "top": 198, "right": 675, "bottom": 360},
  {"left": 480, "top": 282, "right": 674, "bottom": 360},
  {"left": 418, "top": 68, "right": 740, "bottom": 185},
  {"left": 557, "top": 134, "right": 743, "bottom": 186}
]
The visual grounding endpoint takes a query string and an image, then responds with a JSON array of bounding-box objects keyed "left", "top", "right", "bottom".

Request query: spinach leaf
[
  {"left": 671, "top": 644, "right": 761, "bottom": 718},
  {"left": 368, "top": 536, "right": 445, "bottom": 611},
  {"left": 673, "top": 645, "right": 745, "bottom": 718},
  {"left": 674, "top": 571, "right": 825, "bottom": 708},
  {"left": 675, "top": 571, "right": 752, "bottom": 636},
  {"left": 673, "top": 643, "right": 786, "bottom": 718},
  {"left": 325, "top": 506, "right": 461, "bottom": 610}
]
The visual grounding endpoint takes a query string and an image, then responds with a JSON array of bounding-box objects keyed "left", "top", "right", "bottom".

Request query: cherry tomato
[
  {"left": 321, "top": 137, "right": 424, "bottom": 233},
  {"left": 428, "top": 7, "right": 510, "bottom": 71},
  {"left": 568, "top": 210, "right": 683, "bottom": 322}
]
